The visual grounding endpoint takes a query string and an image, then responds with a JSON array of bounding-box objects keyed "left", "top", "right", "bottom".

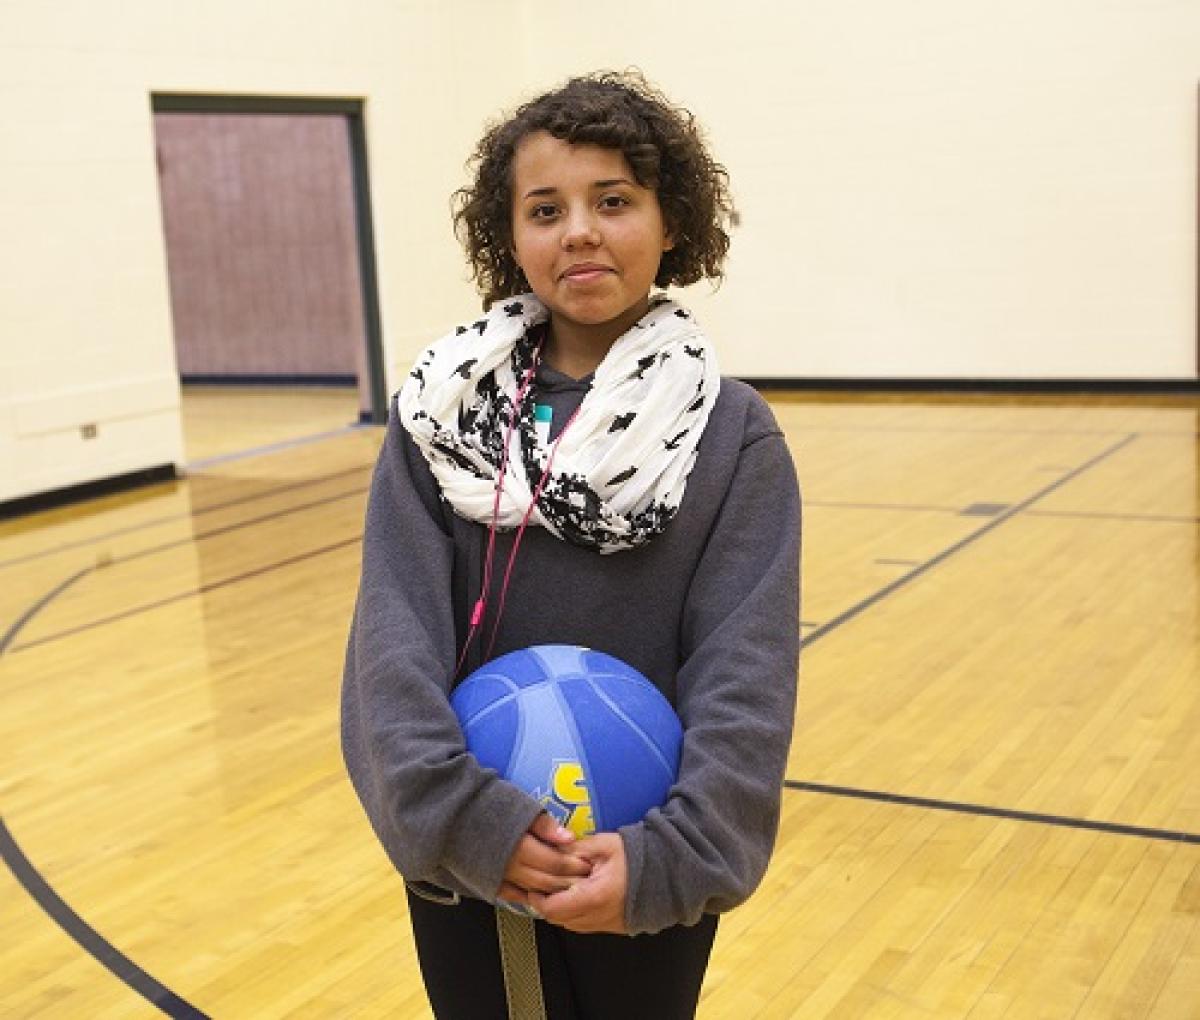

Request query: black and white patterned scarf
[{"left": 398, "top": 293, "right": 720, "bottom": 554}]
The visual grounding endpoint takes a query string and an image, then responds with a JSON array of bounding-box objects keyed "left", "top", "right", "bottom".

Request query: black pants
[{"left": 407, "top": 890, "right": 718, "bottom": 1019}]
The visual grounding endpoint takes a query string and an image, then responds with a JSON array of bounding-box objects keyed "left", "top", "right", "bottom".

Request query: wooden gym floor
[{"left": 2, "top": 384, "right": 1198, "bottom": 1018}]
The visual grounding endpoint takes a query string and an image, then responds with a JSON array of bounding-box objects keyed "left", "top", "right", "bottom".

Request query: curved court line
[
  {"left": 802, "top": 433, "right": 1139, "bottom": 648},
  {"left": 2, "top": 569, "right": 210, "bottom": 1017},
  {"left": 2, "top": 416, "right": 1180, "bottom": 1014},
  {"left": 0, "top": 566, "right": 94, "bottom": 654},
  {"left": 0, "top": 820, "right": 210, "bottom": 1018},
  {"left": 783, "top": 781, "right": 1200, "bottom": 845},
  {"left": 0, "top": 464, "right": 372, "bottom": 572},
  {"left": 10, "top": 535, "right": 362, "bottom": 654}
]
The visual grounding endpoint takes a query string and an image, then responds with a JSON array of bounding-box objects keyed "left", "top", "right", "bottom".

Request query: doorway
[{"left": 151, "top": 95, "right": 387, "bottom": 451}]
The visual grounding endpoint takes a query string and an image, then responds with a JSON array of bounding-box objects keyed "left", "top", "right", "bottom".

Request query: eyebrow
[{"left": 522, "top": 178, "right": 634, "bottom": 199}]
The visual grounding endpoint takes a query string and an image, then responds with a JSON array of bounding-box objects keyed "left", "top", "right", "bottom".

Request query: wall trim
[
  {"left": 742, "top": 377, "right": 1200, "bottom": 396},
  {"left": 0, "top": 466, "right": 178, "bottom": 520},
  {"left": 180, "top": 374, "right": 357, "bottom": 386},
  {"left": 151, "top": 95, "right": 363, "bottom": 116}
]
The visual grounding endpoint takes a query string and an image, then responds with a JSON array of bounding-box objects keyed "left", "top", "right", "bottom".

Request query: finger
[
  {"left": 530, "top": 882, "right": 594, "bottom": 926},
  {"left": 571, "top": 832, "right": 621, "bottom": 861},
  {"left": 497, "top": 882, "right": 529, "bottom": 905},
  {"left": 529, "top": 813, "right": 576, "bottom": 846},
  {"left": 506, "top": 846, "right": 588, "bottom": 894},
  {"left": 536, "top": 888, "right": 622, "bottom": 936},
  {"left": 537, "top": 864, "right": 626, "bottom": 924},
  {"left": 511, "top": 866, "right": 588, "bottom": 896},
  {"left": 511, "top": 872, "right": 572, "bottom": 895},
  {"left": 561, "top": 917, "right": 606, "bottom": 935},
  {"left": 510, "top": 836, "right": 592, "bottom": 878},
  {"left": 527, "top": 889, "right": 565, "bottom": 922}
]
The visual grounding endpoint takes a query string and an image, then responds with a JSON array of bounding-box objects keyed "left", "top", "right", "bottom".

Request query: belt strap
[{"left": 495, "top": 908, "right": 547, "bottom": 1020}]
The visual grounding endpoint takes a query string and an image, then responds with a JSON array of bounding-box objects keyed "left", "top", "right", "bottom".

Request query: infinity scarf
[{"left": 398, "top": 293, "right": 720, "bottom": 554}]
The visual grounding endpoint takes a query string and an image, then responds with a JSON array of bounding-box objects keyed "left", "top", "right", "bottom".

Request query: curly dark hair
[{"left": 452, "top": 70, "right": 735, "bottom": 309}]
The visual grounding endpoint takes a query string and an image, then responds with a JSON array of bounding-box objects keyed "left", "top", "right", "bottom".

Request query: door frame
[{"left": 150, "top": 93, "right": 389, "bottom": 424}]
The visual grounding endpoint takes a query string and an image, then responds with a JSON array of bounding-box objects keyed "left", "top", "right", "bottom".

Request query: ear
[{"left": 661, "top": 210, "right": 677, "bottom": 251}]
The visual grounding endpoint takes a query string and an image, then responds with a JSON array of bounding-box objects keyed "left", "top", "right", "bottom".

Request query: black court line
[
  {"left": 789, "top": 423, "right": 1153, "bottom": 437},
  {"left": 104, "top": 486, "right": 368, "bottom": 572},
  {"left": 10, "top": 536, "right": 362, "bottom": 654},
  {"left": 1, "top": 819, "right": 210, "bottom": 1018},
  {"left": 784, "top": 781, "right": 1200, "bottom": 845},
  {"left": 1, "top": 567, "right": 95, "bottom": 654},
  {"left": 0, "top": 464, "right": 372, "bottom": 571},
  {"left": 806, "top": 499, "right": 962, "bottom": 514},
  {"left": 806, "top": 498, "right": 1200, "bottom": 525},
  {"left": 802, "top": 433, "right": 1139, "bottom": 648},
  {"left": 1027, "top": 508, "right": 1200, "bottom": 525},
  {"left": 186, "top": 423, "right": 363, "bottom": 470},
  {"left": 2, "top": 570, "right": 210, "bottom": 1017}
]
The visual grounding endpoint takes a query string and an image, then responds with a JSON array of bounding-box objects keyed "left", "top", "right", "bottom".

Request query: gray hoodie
[{"left": 341, "top": 370, "right": 800, "bottom": 935}]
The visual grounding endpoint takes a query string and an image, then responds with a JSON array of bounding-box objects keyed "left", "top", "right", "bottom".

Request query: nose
[{"left": 561, "top": 207, "right": 601, "bottom": 250}]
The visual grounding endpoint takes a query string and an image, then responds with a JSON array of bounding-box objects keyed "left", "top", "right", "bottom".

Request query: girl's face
[{"left": 510, "top": 131, "right": 674, "bottom": 353}]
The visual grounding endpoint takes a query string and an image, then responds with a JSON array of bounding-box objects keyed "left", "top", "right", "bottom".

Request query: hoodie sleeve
[
  {"left": 340, "top": 403, "right": 544, "bottom": 902},
  {"left": 620, "top": 396, "right": 802, "bottom": 934}
]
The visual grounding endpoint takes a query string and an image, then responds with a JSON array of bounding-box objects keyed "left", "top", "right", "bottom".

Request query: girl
[{"left": 342, "top": 71, "right": 800, "bottom": 1019}]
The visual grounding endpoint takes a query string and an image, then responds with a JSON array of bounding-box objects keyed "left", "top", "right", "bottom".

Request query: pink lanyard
[{"left": 454, "top": 346, "right": 582, "bottom": 677}]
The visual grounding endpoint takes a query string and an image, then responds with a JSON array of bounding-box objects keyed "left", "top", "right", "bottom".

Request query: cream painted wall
[
  {"left": 518, "top": 0, "right": 1199, "bottom": 380},
  {"left": 0, "top": 0, "right": 520, "bottom": 502},
  {"left": 1, "top": 1, "right": 1197, "bottom": 502}
]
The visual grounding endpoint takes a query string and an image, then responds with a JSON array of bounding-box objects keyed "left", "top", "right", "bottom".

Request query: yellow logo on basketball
[{"left": 539, "top": 761, "right": 596, "bottom": 837}]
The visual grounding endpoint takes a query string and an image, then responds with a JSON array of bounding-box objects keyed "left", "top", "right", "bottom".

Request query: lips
[{"left": 561, "top": 263, "right": 613, "bottom": 282}]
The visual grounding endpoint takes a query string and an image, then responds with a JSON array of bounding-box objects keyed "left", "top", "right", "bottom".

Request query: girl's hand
[
  {"left": 529, "top": 833, "right": 628, "bottom": 934},
  {"left": 497, "top": 813, "right": 592, "bottom": 906}
]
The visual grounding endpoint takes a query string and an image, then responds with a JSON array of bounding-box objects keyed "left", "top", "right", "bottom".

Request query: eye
[
  {"left": 598, "top": 194, "right": 630, "bottom": 211},
  {"left": 529, "top": 203, "right": 559, "bottom": 221}
]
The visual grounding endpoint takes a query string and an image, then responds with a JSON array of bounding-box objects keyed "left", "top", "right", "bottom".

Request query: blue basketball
[{"left": 451, "top": 645, "right": 683, "bottom": 836}]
